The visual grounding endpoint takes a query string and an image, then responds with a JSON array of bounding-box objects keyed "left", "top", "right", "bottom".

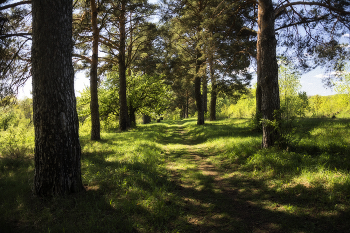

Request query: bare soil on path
[{"left": 164, "top": 124, "right": 342, "bottom": 233}]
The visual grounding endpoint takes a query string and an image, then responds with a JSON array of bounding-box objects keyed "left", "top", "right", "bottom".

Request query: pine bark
[
  {"left": 202, "top": 74, "right": 208, "bottom": 113},
  {"left": 32, "top": 0, "right": 84, "bottom": 196},
  {"left": 90, "top": 0, "right": 101, "bottom": 140},
  {"left": 209, "top": 53, "right": 216, "bottom": 121},
  {"left": 119, "top": 0, "right": 128, "bottom": 131},
  {"left": 195, "top": 50, "right": 204, "bottom": 125},
  {"left": 257, "top": 0, "right": 280, "bottom": 148}
]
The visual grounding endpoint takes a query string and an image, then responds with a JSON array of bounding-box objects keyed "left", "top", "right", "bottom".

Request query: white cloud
[{"left": 343, "top": 34, "right": 350, "bottom": 38}]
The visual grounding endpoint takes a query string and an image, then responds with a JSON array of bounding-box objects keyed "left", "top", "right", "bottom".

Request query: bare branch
[
  {"left": 275, "top": 1, "right": 350, "bottom": 18},
  {"left": 0, "top": 33, "right": 32, "bottom": 39},
  {"left": 0, "top": 1, "right": 31, "bottom": 11},
  {"left": 72, "top": 53, "right": 92, "bottom": 64}
]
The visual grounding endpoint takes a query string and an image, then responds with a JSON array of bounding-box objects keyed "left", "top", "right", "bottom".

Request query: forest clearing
[
  {"left": 1, "top": 0, "right": 350, "bottom": 232},
  {"left": 1, "top": 117, "right": 350, "bottom": 232}
]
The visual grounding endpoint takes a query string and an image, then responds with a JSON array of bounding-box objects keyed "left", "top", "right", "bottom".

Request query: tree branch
[
  {"left": 275, "top": 1, "right": 350, "bottom": 18},
  {"left": 0, "top": 1, "right": 31, "bottom": 11},
  {"left": 275, "top": 15, "right": 329, "bottom": 31},
  {"left": 72, "top": 53, "right": 92, "bottom": 64},
  {"left": 0, "top": 33, "right": 32, "bottom": 39}
]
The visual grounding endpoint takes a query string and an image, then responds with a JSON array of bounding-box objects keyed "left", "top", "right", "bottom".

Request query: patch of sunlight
[
  {"left": 220, "top": 172, "right": 236, "bottom": 179},
  {"left": 335, "top": 204, "right": 349, "bottom": 211},
  {"left": 86, "top": 185, "right": 100, "bottom": 191},
  {"left": 166, "top": 161, "right": 196, "bottom": 171},
  {"left": 290, "top": 169, "right": 350, "bottom": 190},
  {"left": 282, "top": 204, "right": 298, "bottom": 213},
  {"left": 183, "top": 197, "right": 201, "bottom": 206},
  {"left": 105, "top": 156, "right": 118, "bottom": 162},
  {"left": 211, "top": 213, "right": 227, "bottom": 220}
]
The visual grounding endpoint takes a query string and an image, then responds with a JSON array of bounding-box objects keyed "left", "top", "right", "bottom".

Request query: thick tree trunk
[
  {"left": 195, "top": 51, "right": 204, "bottom": 125},
  {"left": 257, "top": 0, "right": 280, "bottom": 148},
  {"left": 90, "top": 0, "right": 101, "bottom": 140},
  {"left": 32, "top": 0, "right": 84, "bottom": 196},
  {"left": 119, "top": 0, "right": 128, "bottom": 131}
]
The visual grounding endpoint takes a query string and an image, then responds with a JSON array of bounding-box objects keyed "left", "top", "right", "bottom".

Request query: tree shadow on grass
[
  {"left": 0, "top": 149, "right": 195, "bottom": 232},
  {"left": 168, "top": 164, "right": 350, "bottom": 233}
]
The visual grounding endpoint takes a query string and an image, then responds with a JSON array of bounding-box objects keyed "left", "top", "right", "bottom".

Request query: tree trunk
[
  {"left": 185, "top": 91, "right": 189, "bottom": 118},
  {"left": 32, "top": 0, "right": 84, "bottom": 196},
  {"left": 129, "top": 104, "right": 136, "bottom": 127},
  {"left": 142, "top": 114, "right": 151, "bottom": 124},
  {"left": 202, "top": 74, "right": 208, "bottom": 113},
  {"left": 119, "top": 0, "right": 128, "bottom": 131},
  {"left": 210, "top": 84, "right": 217, "bottom": 121},
  {"left": 209, "top": 53, "right": 216, "bottom": 121},
  {"left": 195, "top": 51, "right": 204, "bottom": 125},
  {"left": 257, "top": 0, "right": 280, "bottom": 148},
  {"left": 90, "top": 0, "right": 101, "bottom": 140}
]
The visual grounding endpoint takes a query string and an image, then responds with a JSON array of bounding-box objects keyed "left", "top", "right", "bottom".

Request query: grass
[{"left": 0, "top": 117, "right": 350, "bottom": 232}]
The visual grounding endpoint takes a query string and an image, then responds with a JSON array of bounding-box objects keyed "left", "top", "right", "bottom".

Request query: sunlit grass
[{"left": 0, "top": 117, "right": 350, "bottom": 232}]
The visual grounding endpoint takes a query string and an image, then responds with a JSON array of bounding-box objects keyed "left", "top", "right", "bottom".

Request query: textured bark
[
  {"left": 32, "top": 0, "right": 84, "bottom": 196},
  {"left": 202, "top": 74, "right": 208, "bottom": 113},
  {"left": 90, "top": 0, "right": 101, "bottom": 140},
  {"left": 195, "top": 51, "right": 204, "bottom": 125},
  {"left": 209, "top": 54, "right": 216, "bottom": 121},
  {"left": 257, "top": 0, "right": 280, "bottom": 148},
  {"left": 119, "top": 0, "right": 128, "bottom": 131}
]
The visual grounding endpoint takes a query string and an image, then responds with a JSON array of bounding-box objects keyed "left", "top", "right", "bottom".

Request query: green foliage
[
  {"left": 278, "top": 63, "right": 309, "bottom": 119},
  {"left": 308, "top": 94, "right": 349, "bottom": 118},
  {"left": 163, "top": 107, "right": 182, "bottom": 121},
  {"left": 77, "top": 71, "right": 174, "bottom": 128},
  {"left": 250, "top": 111, "right": 262, "bottom": 131},
  {"left": 259, "top": 109, "right": 298, "bottom": 148},
  {"left": 0, "top": 106, "right": 17, "bottom": 130},
  {"left": 0, "top": 125, "right": 33, "bottom": 159},
  {"left": 296, "top": 91, "right": 310, "bottom": 117},
  {"left": 125, "top": 72, "right": 173, "bottom": 116},
  {"left": 0, "top": 99, "right": 34, "bottom": 161},
  {"left": 334, "top": 71, "right": 350, "bottom": 98}
]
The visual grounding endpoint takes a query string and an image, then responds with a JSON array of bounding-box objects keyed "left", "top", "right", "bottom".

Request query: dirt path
[{"left": 164, "top": 124, "right": 307, "bottom": 233}]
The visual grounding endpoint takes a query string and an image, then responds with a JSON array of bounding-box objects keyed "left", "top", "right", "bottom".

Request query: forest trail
[{"left": 163, "top": 123, "right": 283, "bottom": 233}]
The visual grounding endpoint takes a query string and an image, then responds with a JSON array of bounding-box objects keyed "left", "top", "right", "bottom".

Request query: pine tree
[{"left": 32, "top": 0, "right": 84, "bottom": 196}]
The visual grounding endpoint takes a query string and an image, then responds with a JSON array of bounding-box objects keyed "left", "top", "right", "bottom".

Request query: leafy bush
[
  {"left": 0, "top": 124, "right": 33, "bottom": 159},
  {"left": 0, "top": 107, "right": 17, "bottom": 131},
  {"left": 260, "top": 109, "right": 299, "bottom": 148}
]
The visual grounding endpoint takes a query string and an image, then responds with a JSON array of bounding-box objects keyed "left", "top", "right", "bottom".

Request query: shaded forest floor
[{"left": 1, "top": 118, "right": 350, "bottom": 232}]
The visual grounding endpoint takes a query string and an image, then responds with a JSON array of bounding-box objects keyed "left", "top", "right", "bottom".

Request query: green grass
[{"left": 1, "top": 117, "right": 350, "bottom": 232}]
